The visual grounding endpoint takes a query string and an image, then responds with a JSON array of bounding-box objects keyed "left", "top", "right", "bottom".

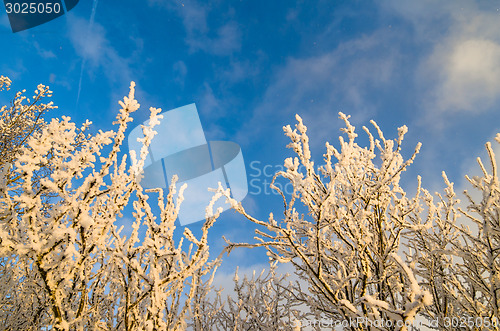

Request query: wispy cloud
[
  {"left": 33, "top": 41, "right": 56, "bottom": 59},
  {"left": 188, "top": 21, "right": 241, "bottom": 55},
  {"left": 237, "top": 30, "right": 400, "bottom": 150},
  {"left": 172, "top": 60, "right": 187, "bottom": 88},
  {"left": 384, "top": 0, "right": 500, "bottom": 115},
  {"left": 374, "top": 0, "right": 500, "bottom": 188},
  {"left": 0, "top": 13, "right": 11, "bottom": 31},
  {"left": 200, "top": 83, "right": 222, "bottom": 117},
  {"left": 429, "top": 39, "right": 500, "bottom": 113},
  {"left": 148, "top": 0, "right": 241, "bottom": 56},
  {"left": 75, "top": 0, "right": 99, "bottom": 107},
  {"left": 66, "top": 6, "right": 139, "bottom": 114}
]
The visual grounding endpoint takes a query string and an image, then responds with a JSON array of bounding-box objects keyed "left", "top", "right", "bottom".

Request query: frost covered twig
[{"left": 0, "top": 78, "right": 220, "bottom": 330}]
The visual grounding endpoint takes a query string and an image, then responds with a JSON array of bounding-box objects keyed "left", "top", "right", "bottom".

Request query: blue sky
[{"left": 2, "top": 0, "right": 500, "bottom": 272}]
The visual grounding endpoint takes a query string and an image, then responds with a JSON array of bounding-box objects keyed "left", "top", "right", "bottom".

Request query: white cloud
[
  {"left": 387, "top": 1, "right": 500, "bottom": 114},
  {"left": 67, "top": 14, "right": 108, "bottom": 66},
  {"left": 33, "top": 41, "right": 56, "bottom": 59},
  {"left": 372, "top": 1, "right": 500, "bottom": 194},
  {"left": 426, "top": 38, "right": 500, "bottom": 113}
]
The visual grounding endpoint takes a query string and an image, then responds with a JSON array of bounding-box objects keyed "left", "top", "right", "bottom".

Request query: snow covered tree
[
  {"left": 4, "top": 74, "right": 500, "bottom": 330},
  {"left": 0, "top": 75, "right": 56, "bottom": 169},
  {"left": 407, "top": 139, "right": 500, "bottom": 329},
  {"left": 0, "top": 78, "right": 220, "bottom": 330},
  {"left": 190, "top": 263, "right": 306, "bottom": 330},
  {"left": 0, "top": 76, "right": 58, "bottom": 219},
  {"left": 453, "top": 140, "right": 500, "bottom": 321},
  {"left": 218, "top": 112, "right": 500, "bottom": 330},
  {"left": 402, "top": 171, "right": 463, "bottom": 329},
  {"left": 222, "top": 113, "right": 435, "bottom": 330}
]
